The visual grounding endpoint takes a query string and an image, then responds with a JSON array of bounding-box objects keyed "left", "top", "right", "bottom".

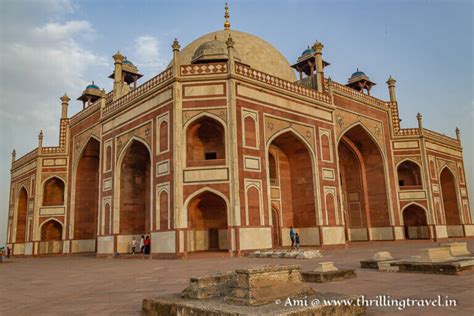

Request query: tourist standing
[
  {"left": 139, "top": 235, "right": 145, "bottom": 253},
  {"left": 295, "top": 233, "right": 300, "bottom": 250},
  {"left": 289, "top": 226, "right": 295, "bottom": 248},
  {"left": 131, "top": 237, "right": 137, "bottom": 255},
  {"left": 144, "top": 236, "right": 151, "bottom": 254}
]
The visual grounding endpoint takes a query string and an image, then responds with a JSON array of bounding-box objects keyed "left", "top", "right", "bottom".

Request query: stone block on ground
[
  {"left": 440, "top": 242, "right": 472, "bottom": 257},
  {"left": 181, "top": 271, "right": 237, "bottom": 299},
  {"left": 302, "top": 269, "right": 356, "bottom": 283},
  {"left": 248, "top": 249, "right": 322, "bottom": 259},
  {"left": 224, "top": 264, "right": 315, "bottom": 306},
  {"left": 418, "top": 247, "right": 454, "bottom": 262},
  {"left": 391, "top": 258, "right": 474, "bottom": 275},
  {"left": 373, "top": 251, "right": 393, "bottom": 261},
  {"left": 314, "top": 262, "right": 338, "bottom": 272}
]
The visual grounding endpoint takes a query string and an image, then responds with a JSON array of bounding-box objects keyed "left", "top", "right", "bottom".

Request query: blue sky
[{"left": 0, "top": 0, "right": 472, "bottom": 245}]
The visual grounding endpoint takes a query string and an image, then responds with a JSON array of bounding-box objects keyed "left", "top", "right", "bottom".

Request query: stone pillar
[
  {"left": 37, "top": 130, "right": 43, "bottom": 154},
  {"left": 227, "top": 34, "right": 242, "bottom": 255},
  {"left": 417, "top": 112, "right": 423, "bottom": 133},
  {"left": 387, "top": 76, "right": 397, "bottom": 102},
  {"left": 455, "top": 127, "right": 461, "bottom": 142},
  {"left": 112, "top": 51, "right": 125, "bottom": 101},
  {"left": 172, "top": 38, "right": 181, "bottom": 77},
  {"left": 60, "top": 93, "right": 70, "bottom": 119},
  {"left": 312, "top": 41, "right": 324, "bottom": 93},
  {"left": 11, "top": 149, "right": 16, "bottom": 164}
]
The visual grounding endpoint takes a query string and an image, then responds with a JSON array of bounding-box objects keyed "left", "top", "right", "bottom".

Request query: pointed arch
[
  {"left": 186, "top": 188, "right": 229, "bottom": 252},
  {"left": 42, "top": 176, "right": 65, "bottom": 206},
  {"left": 337, "top": 123, "right": 392, "bottom": 238},
  {"left": 439, "top": 166, "right": 462, "bottom": 228},
  {"left": 39, "top": 218, "right": 64, "bottom": 240},
  {"left": 114, "top": 136, "right": 152, "bottom": 235},
  {"left": 15, "top": 186, "right": 28, "bottom": 243},
  {"left": 397, "top": 158, "right": 423, "bottom": 189},
  {"left": 74, "top": 137, "right": 100, "bottom": 241},
  {"left": 185, "top": 113, "right": 227, "bottom": 167},
  {"left": 401, "top": 202, "right": 430, "bottom": 239},
  {"left": 266, "top": 128, "right": 319, "bottom": 229}
]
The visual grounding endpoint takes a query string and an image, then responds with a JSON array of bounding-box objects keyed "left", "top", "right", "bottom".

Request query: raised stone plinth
[
  {"left": 302, "top": 262, "right": 356, "bottom": 283},
  {"left": 441, "top": 242, "right": 472, "bottom": 257},
  {"left": 392, "top": 258, "right": 474, "bottom": 275},
  {"left": 248, "top": 249, "right": 322, "bottom": 259},
  {"left": 182, "top": 271, "right": 236, "bottom": 299},
  {"left": 417, "top": 247, "right": 454, "bottom": 262},
  {"left": 224, "top": 264, "right": 315, "bottom": 306},
  {"left": 372, "top": 251, "right": 393, "bottom": 261},
  {"left": 143, "top": 292, "right": 366, "bottom": 315}
]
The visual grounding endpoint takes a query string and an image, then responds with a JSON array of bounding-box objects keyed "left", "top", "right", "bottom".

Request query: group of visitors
[
  {"left": 131, "top": 235, "right": 151, "bottom": 255},
  {"left": 289, "top": 226, "right": 300, "bottom": 250}
]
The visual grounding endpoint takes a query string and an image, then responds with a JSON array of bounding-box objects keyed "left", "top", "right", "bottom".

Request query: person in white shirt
[{"left": 131, "top": 237, "right": 138, "bottom": 255}]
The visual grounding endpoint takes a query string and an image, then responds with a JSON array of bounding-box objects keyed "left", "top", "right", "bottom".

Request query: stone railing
[
  {"left": 103, "top": 67, "right": 173, "bottom": 116},
  {"left": 42, "top": 146, "right": 66, "bottom": 154},
  {"left": 12, "top": 148, "right": 38, "bottom": 169},
  {"left": 329, "top": 80, "right": 387, "bottom": 108},
  {"left": 235, "top": 62, "right": 331, "bottom": 104},
  {"left": 424, "top": 128, "right": 460, "bottom": 146},
  {"left": 180, "top": 63, "right": 227, "bottom": 76}
]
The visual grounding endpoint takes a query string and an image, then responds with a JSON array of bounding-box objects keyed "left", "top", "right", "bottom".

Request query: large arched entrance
[
  {"left": 440, "top": 167, "right": 462, "bottom": 237},
  {"left": 119, "top": 140, "right": 151, "bottom": 235},
  {"left": 187, "top": 191, "right": 228, "bottom": 252},
  {"left": 74, "top": 138, "right": 100, "bottom": 242},
  {"left": 267, "top": 131, "right": 316, "bottom": 245},
  {"left": 15, "top": 187, "right": 28, "bottom": 243},
  {"left": 40, "top": 220, "right": 63, "bottom": 254},
  {"left": 402, "top": 204, "right": 429, "bottom": 239},
  {"left": 338, "top": 125, "right": 390, "bottom": 241}
]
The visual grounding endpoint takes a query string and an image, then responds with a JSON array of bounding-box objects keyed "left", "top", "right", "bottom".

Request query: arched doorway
[
  {"left": 15, "top": 187, "right": 28, "bottom": 243},
  {"left": 74, "top": 138, "right": 100, "bottom": 242},
  {"left": 43, "top": 177, "right": 65, "bottom": 206},
  {"left": 397, "top": 160, "right": 422, "bottom": 189},
  {"left": 403, "top": 204, "right": 429, "bottom": 239},
  {"left": 271, "top": 207, "right": 281, "bottom": 247},
  {"left": 119, "top": 140, "right": 151, "bottom": 235},
  {"left": 186, "top": 116, "right": 225, "bottom": 167},
  {"left": 440, "top": 168, "right": 462, "bottom": 237},
  {"left": 267, "top": 131, "right": 316, "bottom": 243},
  {"left": 40, "top": 220, "right": 63, "bottom": 254},
  {"left": 338, "top": 125, "right": 390, "bottom": 241},
  {"left": 187, "top": 190, "right": 228, "bottom": 252}
]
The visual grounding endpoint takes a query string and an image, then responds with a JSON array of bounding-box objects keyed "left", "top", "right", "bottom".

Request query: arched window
[
  {"left": 186, "top": 116, "right": 225, "bottom": 166},
  {"left": 105, "top": 145, "right": 112, "bottom": 171},
  {"left": 160, "top": 121, "right": 169, "bottom": 152},
  {"left": 43, "top": 177, "right": 65, "bottom": 206},
  {"left": 321, "top": 134, "right": 331, "bottom": 161},
  {"left": 397, "top": 160, "right": 422, "bottom": 189},
  {"left": 246, "top": 186, "right": 260, "bottom": 226},
  {"left": 269, "top": 153, "right": 277, "bottom": 185},
  {"left": 244, "top": 116, "right": 257, "bottom": 148}
]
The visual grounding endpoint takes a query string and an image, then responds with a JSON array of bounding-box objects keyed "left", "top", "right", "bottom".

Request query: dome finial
[{"left": 224, "top": 2, "right": 230, "bottom": 30}]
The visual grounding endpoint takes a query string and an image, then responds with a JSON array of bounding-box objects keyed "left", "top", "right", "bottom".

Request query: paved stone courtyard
[{"left": 1, "top": 240, "right": 473, "bottom": 315}]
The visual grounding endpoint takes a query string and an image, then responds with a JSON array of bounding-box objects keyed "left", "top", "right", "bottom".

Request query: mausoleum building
[{"left": 6, "top": 7, "right": 472, "bottom": 258}]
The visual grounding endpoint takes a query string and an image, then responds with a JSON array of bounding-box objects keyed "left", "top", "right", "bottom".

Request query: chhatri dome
[{"left": 172, "top": 3, "right": 296, "bottom": 82}]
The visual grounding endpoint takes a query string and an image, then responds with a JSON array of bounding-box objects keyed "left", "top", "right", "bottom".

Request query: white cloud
[
  {"left": 0, "top": 0, "right": 108, "bottom": 245},
  {"left": 133, "top": 35, "right": 166, "bottom": 70}
]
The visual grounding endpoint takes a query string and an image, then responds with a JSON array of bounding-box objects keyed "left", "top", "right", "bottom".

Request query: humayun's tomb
[{"left": 5, "top": 6, "right": 472, "bottom": 258}]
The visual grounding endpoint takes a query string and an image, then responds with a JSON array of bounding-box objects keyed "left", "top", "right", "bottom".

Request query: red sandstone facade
[{"left": 5, "top": 27, "right": 472, "bottom": 258}]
